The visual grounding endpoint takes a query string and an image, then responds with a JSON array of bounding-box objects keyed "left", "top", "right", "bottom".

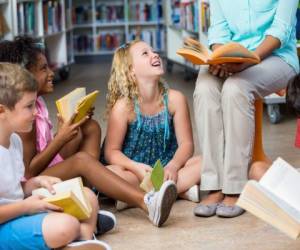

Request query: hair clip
[
  {"left": 34, "top": 42, "right": 45, "bottom": 50},
  {"left": 118, "top": 43, "right": 129, "bottom": 50}
]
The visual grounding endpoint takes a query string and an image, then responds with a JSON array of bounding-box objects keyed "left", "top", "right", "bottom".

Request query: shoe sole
[
  {"left": 63, "top": 240, "right": 111, "bottom": 250},
  {"left": 156, "top": 181, "right": 177, "bottom": 227}
]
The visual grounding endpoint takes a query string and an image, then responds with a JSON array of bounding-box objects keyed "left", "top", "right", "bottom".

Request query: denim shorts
[{"left": 0, "top": 212, "right": 50, "bottom": 250}]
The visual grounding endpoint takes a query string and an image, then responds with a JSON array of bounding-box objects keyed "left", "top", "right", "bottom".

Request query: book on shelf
[
  {"left": 0, "top": 11, "right": 9, "bottom": 37},
  {"left": 237, "top": 157, "right": 300, "bottom": 239},
  {"left": 56, "top": 87, "right": 99, "bottom": 123},
  {"left": 177, "top": 37, "right": 260, "bottom": 65},
  {"left": 140, "top": 159, "right": 164, "bottom": 192},
  {"left": 32, "top": 177, "right": 91, "bottom": 220}
]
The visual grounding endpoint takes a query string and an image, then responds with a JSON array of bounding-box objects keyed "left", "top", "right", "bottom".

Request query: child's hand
[
  {"left": 208, "top": 64, "right": 229, "bottom": 78},
  {"left": 34, "top": 176, "right": 61, "bottom": 194},
  {"left": 164, "top": 164, "right": 178, "bottom": 183},
  {"left": 86, "top": 107, "right": 95, "bottom": 119},
  {"left": 134, "top": 163, "right": 152, "bottom": 181},
  {"left": 23, "top": 195, "right": 63, "bottom": 215},
  {"left": 56, "top": 113, "right": 88, "bottom": 144}
]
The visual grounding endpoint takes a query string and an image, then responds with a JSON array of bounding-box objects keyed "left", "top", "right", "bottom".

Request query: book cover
[
  {"left": 140, "top": 159, "right": 164, "bottom": 192},
  {"left": 32, "top": 177, "right": 91, "bottom": 221},
  {"left": 56, "top": 87, "right": 99, "bottom": 123},
  {"left": 176, "top": 37, "right": 260, "bottom": 65}
]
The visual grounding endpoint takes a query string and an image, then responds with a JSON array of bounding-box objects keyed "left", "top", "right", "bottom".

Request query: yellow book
[
  {"left": 237, "top": 158, "right": 300, "bottom": 239},
  {"left": 176, "top": 37, "right": 260, "bottom": 65},
  {"left": 56, "top": 87, "right": 99, "bottom": 123},
  {"left": 32, "top": 177, "right": 91, "bottom": 220}
]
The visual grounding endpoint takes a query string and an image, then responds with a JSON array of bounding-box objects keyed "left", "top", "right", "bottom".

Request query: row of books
[
  {"left": 17, "top": 2, "right": 36, "bottom": 35},
  {"left": 73, "top": 4, "right": 93, "bottom": 25},
  {"left": 129, "top": 29, "right": 165, "bottom": 51},
  {"left": 95, "top": 3, "right": 124, "bottom": 23},
  {"left": 43, "top": 0, "right": 63, "bottom": 35},
  {"left": 128, "top": 2, "right": 163, "bottom": 22},
  {"left": 73, "top": 28, "right": 165, "bottom": 53},
  {"left": 171, "top": 0, "right": 199, "bottom": 33}
]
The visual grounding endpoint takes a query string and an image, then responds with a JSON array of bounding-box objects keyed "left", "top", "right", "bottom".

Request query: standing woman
[{"left": 193, "top": 0, "right": 299, "bottom": 218}]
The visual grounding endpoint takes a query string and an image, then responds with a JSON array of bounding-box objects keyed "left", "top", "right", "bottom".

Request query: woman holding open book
[{"left": 193, "top": 0, "right": 299, "bottom": 218}]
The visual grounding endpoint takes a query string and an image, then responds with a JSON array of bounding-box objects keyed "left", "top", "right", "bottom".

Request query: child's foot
[
  {"left": 95, "top": 210, "right": 116, "bottom": 236},
  {"left": 179, "top": 185, "right": 200, "bottom": 202},
  {"left": 193, "top": 190, "right": 224, "bottom": 217},
  {"left": 144, "top": 180, "right": 177, "bottom": 227},
  {"left": 63, "top": 239, "right": 111, "bottom": 250},
  {"left": 216, "top": 194, "right": 245, "bottom": 218}
]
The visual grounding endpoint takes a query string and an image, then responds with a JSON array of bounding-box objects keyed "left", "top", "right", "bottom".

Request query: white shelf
[
  {"left": 0, "top": 0, "right": 8, "bottom": 5},
  {"left": 2, "top": 0, "right": 74, "bottom": 76},
  {"left": 72, "top": 0, "right": 165, "bottom": 57}
]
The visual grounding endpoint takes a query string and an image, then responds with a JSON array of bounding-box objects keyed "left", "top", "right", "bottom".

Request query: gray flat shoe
[
  {"left": 193, "top": 203, "right": 218, "bottom": 217},
  {"left": 216, "top": 203, "right": 245, "bottom": 218}
]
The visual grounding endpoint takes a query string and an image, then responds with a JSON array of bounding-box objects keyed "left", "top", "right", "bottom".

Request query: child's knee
[
  {"left": 83, "top": 119, "right": 101, "bottom": 136},
  {"left": 43, "top": 213, "right": 80, "bottom": 248},
  {"left": 83, "top": 187, "right": 99, "bottom": 210}
]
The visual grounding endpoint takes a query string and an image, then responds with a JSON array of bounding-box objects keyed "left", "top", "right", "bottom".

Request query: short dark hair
[{"left": 0, "top": 63, "right": 37, "bottom": 109}]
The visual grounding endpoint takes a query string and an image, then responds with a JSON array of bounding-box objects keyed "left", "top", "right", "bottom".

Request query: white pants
[{"left": 193, "top": 56, "right": 297, "bottom": 194}]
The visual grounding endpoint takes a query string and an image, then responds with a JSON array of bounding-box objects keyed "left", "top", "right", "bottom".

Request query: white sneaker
[
  {"left": 144, "top": 180, "right": 177, "bottom": 227},
  {"left": 181, "top": 185, "right": 200, "bottom": 203},
  {"left": 64, "top": 239, "right": 111, "bottom": 250}
]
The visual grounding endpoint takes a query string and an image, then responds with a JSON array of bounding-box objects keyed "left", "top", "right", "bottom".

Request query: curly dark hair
[
  {"left": 0, "top": 36, "right": 44, "bottom": 70},
  {"left": 286, "top": 74, "right": 300, "bottom": 117}
]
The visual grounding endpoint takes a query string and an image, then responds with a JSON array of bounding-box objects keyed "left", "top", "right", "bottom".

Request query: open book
[
  {"left": 56, "top": 87, "right": 99, "bottom": 123},
  {"left": 237, "top": 158, "right": 300, "bottom": 239},
  {"left": 32, "top": 177, "right": 91, "bottom": 220},
  {"left": 176, "top": 37, "right": 260, "bottom": 65}
]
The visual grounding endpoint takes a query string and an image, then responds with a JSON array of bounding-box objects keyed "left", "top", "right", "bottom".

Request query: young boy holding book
[
  {"left": 0, "top": 63, "right": 110, "bottom": 250},
  {"left": 0, "top": 36, "right": 177, "bottom": 228}
]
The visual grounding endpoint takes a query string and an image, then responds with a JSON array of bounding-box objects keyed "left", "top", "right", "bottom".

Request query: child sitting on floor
[
  {"left": 103, "top": 40, "right": 201, "bottom": 203},
  {"left": 0, "top": 63, "right": 110, "bottom": 250}
]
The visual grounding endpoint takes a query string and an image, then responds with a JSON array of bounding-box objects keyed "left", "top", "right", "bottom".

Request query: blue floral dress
[{"left": 122, "top": 93, "right": 178, "bottom": 167}]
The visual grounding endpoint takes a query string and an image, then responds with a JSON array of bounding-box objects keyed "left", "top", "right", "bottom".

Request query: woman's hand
[
  {"left": 133, "top": 163, "right": 153, "bottom": 181},
  {"left": 223, "top": 62, "right": 255, "bottom": 74},
  {"left": 164, "top": 164, "right": 179, "bottom": 183},
  {"left": 22, "top": 195, "right": 63, "bottom": 215},
  {"left": 208, "top": 64, "right": 229, "bottom": 78}
]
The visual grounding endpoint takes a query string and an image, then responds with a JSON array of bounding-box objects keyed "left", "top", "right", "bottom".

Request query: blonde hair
[
  {"left": 0, "top": 63, "right": 37, "bottom": 109},
  {"left": 106, "top": 39, "right": 166, "bottom": 116}
]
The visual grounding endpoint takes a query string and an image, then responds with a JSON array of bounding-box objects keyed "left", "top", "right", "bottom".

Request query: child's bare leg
[
  {"left": 78, "top": 119, "right": 101, "bottom": 158},
  {"left": 59, "top": 119, "right": 101, "bottom": 159},
  {"left": 249, "top": 161, "right": 271, "bottom": 181},
  {"left": 79, "top": 187, "right": 99, "bottom": 240},
  {"left": 41, "top": 152, "right": 147, "bottom": 212},
  {"left": 107, "top": 165, "right": 140, "bottom": 188},
  {"left": 42, "top": 213, "right": 80, "bottom": 248},
  {"left": 177, "top": 156, "right": 201, "bottom": 195}
]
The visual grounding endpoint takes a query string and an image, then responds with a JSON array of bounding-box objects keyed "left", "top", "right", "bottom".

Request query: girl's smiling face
[
  {"left": 29, "top": 53, "right": 54, "bottom": 96},
  {"left": 129, "top": 41, "right": 164, "bottom": 81}
]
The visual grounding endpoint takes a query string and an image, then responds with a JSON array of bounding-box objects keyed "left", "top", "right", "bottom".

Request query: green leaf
[{"left": 151, "top": 159, "right": 164, "bottom": 191}]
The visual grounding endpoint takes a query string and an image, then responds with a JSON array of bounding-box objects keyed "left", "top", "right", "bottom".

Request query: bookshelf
[
  {"left": 72, "top": 0, "right": 165, "bottom": 57},
  {"left": 165, "top": 0, "right": 209, "bottom": 79},
  {"left": 0, "top": 0, "right": 73, "bottom": 80},
  {"left": 0, "top": 0, "right": 13, "bottom": 40}
]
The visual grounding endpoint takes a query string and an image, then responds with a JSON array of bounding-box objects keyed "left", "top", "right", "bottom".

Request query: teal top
[
  {"left": 208, "top": 0, "right": 299, "bottom": 73},
  {"left": 122, "top": 92, "right": 178, "bottom": 167}
]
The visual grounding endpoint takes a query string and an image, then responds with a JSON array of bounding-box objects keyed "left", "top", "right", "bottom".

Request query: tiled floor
[{"left": 44, "top": 62, "right": 300, "bottom": 249}]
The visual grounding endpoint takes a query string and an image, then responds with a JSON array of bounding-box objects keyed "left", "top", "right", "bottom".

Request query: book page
[
  {"left": 259, "top": 158, "right": 300, "bottom": 212},
  {"left": 32, "top": 177, "right": 89, "bottom": 211},
  {"left": 210, "top": 42, "right": 259, "bottom": 60}
]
